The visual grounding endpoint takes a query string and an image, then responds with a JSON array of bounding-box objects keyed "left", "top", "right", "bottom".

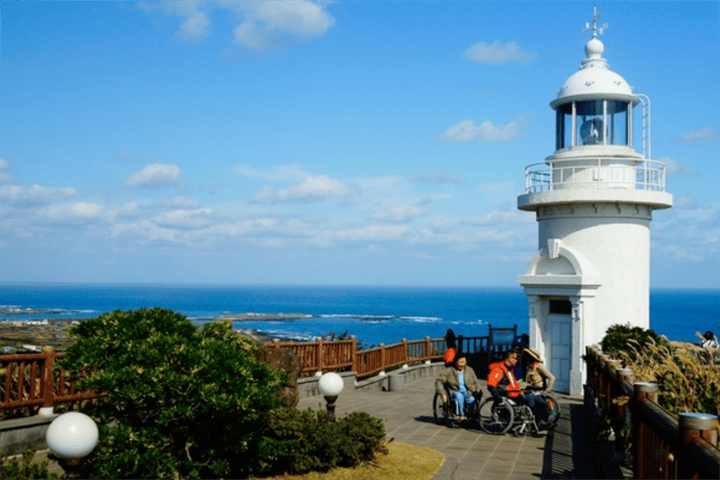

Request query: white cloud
[
  {"left": 1, "top": 184, "right": 78, "bottom": 207},
  {"left": 370, "top": 205, "right": 427, "bottom": 223},
  {"left": 105, "top": 202, "right": 141, "bottom": 222},
  {"left": 154, "top": 208, "right": 214, "bottom": 230},
  {"left": 313, "top": 224, "right": 411, "bottom": 247},
  {"left": 44, "top": 202, "right": 103, "bottom": 224},
  {"left": 463, "top": 40, "right": 536, "bottom": 65},
  {"left": 441, "top": 116, "right": 527, "bottom": 142},
  {"left": 410, "top": 172, "right": 464, "bottom": 185},
  {"left": 0, "top": 159, "right": 11, "bottom": 183},
  {"left": 252, "top": 175, "right": 350, "bottom": 203},
  {"left": 661, "top": 157, "right": 697, "bottom": 177},
  {"left": 229, "top": 1, "right": 335, "bottom": 51},
  {"left": 123, "top": 163, "right": 183, "bottom": 189},
  {"left": 236, "top": 164, "right": 309, "bottom": 182},
  {"left": 138, "top": 1, "right": 210, "bottom": 43},
  {"left": 110, "top": 220, "right": 179, "bottom": 243},
  {"left": 675, "top": 127, "right": 720, "bottom": 143},
  {"left": 463, "top": 207, "right": 534, "bottom": 226}
]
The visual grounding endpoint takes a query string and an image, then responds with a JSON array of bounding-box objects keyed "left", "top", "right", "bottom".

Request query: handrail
[
  {"left": 268, "top": 337, "right": 447, "bottom": 379},
  {"left": 584, "top": 346, "right": 720, "bottom": 479},
  {"left": 2, "top": 326, "right": 522, "bottom": 417},
  {"left": 524, "top": 157, "right": 666, "bottom": 193},
  {"left": 1, "top": 347, "right": 104, "bottom": 419}
]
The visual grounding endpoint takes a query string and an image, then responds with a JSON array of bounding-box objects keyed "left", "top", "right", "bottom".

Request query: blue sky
[{"left": 2, "top": 1, "right": 718, "bottom": 288}]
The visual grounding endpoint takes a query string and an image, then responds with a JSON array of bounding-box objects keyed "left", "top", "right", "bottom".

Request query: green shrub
[
  {"left": 255, "top": 408, "right": 388, "bottom": 476},
  {"left": 600, "top": 324, "right": 661, "bottom": 361},
  {"left": 0, "top": 447, "right": 61, "bottom": 480},
  {"left": 60, "top": 308, "right": 286, "bottom": 479}
]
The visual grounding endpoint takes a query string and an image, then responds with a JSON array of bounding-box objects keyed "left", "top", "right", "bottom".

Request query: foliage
[
  {"left": 0, "top": 447, "right": 61, "bottom": 480},
  {"left": 60, "top": 308, "right": 287, "bottom": 479},
  {"left": 254, "top": 408, "right": 388, "bottom": 477},
  {"left": 251, "top": 441, "right": 442, "bottom": 480},
  {"left": 619, "top": 338, "right": 720, "bottom": 416},
  {"left": 321, "top": 330, "right": 370, "bottom": 351},
  {"left": 600, "top": 324, "right": 662, "bottom": 362}
]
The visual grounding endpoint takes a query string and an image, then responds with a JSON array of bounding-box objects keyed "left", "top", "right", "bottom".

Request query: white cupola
[{"left": 551, "top": 9, "right": 640, "bottom": 157}]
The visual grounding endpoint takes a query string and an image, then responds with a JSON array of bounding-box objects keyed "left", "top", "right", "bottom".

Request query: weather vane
[{"left": 582, "top": 4, "right": 609, "bottom": 38}]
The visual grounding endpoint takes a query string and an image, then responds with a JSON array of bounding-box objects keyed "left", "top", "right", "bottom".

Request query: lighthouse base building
[{"left": 517, "top": 8, "right": 672, "bottom": 396}]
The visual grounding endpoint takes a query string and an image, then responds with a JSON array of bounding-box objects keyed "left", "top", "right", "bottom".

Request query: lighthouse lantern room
[{"left": 517, "top": 6, "right": 672, "bottom": 396}]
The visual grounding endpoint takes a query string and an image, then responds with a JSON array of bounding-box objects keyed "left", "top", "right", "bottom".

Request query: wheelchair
[
  {"left": 477, "top": 390, "right": 561, "bottom": 436},
  {"left": 433, "top": 385, "right": 483, "bottom": 427}
]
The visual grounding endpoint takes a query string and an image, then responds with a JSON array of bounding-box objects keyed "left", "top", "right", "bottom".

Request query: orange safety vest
[
  {"left": 487, "top": 361, "right": 521, "bottom": 398},
  {"left": 444, "top": 347, "right": 457, "bottom": 364}
]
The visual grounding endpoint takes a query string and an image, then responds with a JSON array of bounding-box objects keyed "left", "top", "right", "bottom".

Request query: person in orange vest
[
  {"left": 488, "top": 348, "right": 552, "bottom": 429},
  {"left": 487, "top": 348, "right": 523, "bottom": 400},
  {"left": 443, "top": 329, "right": 457, "bottom": 365}
]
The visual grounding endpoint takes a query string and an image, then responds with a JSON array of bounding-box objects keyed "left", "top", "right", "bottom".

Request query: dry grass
[{"left": 254, "top": 441, "right": 445, "bottom": 480}]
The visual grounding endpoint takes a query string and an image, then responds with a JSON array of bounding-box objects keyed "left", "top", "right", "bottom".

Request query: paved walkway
[{"left": 298, "top": 375, "right": 624, "bottom": 480}]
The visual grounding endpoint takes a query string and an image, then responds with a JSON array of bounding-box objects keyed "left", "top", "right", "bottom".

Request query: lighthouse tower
[{"left": 517, "top": 7, "right": 672, "bottom": 396}]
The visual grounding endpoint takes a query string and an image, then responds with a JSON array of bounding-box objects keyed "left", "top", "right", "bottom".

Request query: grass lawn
[{"left": 256, "top": 441, "right": 445, "bottom": 480}]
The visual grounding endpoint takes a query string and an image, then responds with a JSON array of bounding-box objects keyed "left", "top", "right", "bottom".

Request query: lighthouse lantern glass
[
  {"left": 606, "top": 100, "right": 629, "bottom": 147},
  {"left": 576, "top": 100, "right": 604, "bottom": 145},
  {"left": 556, "top": 99, "right": 632, "bottom": 150}
]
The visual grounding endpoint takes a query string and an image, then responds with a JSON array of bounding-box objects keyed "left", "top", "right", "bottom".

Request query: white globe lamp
[
  {"left": 318, "top": 372, "right": 344, "bottom": 421},
  {"left": 46, "top": 412, "right": 98, "bottom": 476}
]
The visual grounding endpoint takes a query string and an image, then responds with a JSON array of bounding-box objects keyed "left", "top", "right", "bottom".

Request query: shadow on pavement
[{"left": 541, "top": 403, "right": 625, "bottom": 479}]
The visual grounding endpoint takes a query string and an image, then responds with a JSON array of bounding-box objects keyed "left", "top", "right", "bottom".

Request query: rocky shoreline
[{"left": 0, "top": 318, "right": 281, "bottom": 354}]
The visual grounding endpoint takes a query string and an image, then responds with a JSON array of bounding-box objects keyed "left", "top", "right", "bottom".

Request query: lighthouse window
[
  {"left": 549, "top": 300, "right": 572, "bottom": 315},
  {"left": 556, "top": 103, "right": 574, "bottom": 150},
  {"left": 606, "top": 100, "right": 629, "bottom": 146},
  {"left": 576, "top": 100, "right": 605, "bottom": 145}
]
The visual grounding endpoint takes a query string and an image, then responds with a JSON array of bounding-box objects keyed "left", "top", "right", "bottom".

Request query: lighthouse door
[{"left": 546, "top": 301, "right": 572, "bottom": 393}]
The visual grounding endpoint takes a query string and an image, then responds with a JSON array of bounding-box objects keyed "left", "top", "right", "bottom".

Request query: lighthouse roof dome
[{"left": 550, "top": 24, "right": 640, "bottom": 109}]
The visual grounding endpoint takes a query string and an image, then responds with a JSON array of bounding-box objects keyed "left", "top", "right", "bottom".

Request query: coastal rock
[{"left": 255, "top": 346, "right": 304, "bottom": 408}]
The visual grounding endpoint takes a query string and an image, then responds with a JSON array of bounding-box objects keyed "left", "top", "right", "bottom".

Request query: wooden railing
[
  {"left": 1, "top": 347, "right": 104, "bottom": 420},
  {"left": 1, "top": 325, "right": 523, "bottom": 417},
  {"left": 267, "top": 337, "right": 448, "bottom": 378},
  {"left": 585, "top": 346, "right": 720, "bottom": 479}
]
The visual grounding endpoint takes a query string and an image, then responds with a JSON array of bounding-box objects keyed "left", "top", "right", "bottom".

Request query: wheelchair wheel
[
  {"left": 478, "top": 397, "right": 514, "bottom": 435},
  {"left": 433, "top": 391, "right": 450, "bottom": 425},
  {"left": 543, "top": 393, "right": 562, "bottom": 425}
]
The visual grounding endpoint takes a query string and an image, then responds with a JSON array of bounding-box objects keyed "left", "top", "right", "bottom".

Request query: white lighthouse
[{"left": 517, "top": 6, "right": 672, "bottom": 396}]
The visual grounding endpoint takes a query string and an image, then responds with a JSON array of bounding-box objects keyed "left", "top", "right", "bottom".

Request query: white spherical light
[
  {"left": 46, "top": 412, "right": 99, "bottom": 459},
  {"left": 318, "top": 372, "right": 344, "bottom": 396}
]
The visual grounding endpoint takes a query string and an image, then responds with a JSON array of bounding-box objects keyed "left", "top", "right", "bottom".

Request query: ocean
[{"left": 1, "top": 284, "right": 718, "bottom": 347}]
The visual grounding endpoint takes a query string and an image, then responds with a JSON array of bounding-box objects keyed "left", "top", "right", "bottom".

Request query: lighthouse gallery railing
[{"left": 525, "top": 158, "right": 666, "bottom": 194}]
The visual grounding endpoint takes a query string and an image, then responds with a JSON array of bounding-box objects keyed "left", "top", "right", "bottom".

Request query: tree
[{"left": 61, "top": 308, "right": 285, "bottom": 479}]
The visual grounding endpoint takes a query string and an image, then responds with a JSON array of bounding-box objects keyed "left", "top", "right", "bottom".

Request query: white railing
[{"left": 525, "top": 158, "right": 666, "bottom": 193}]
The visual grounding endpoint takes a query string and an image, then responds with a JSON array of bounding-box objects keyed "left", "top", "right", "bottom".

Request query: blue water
[{"left": 0, "top": 284, "right": 717, "bottom": 347}]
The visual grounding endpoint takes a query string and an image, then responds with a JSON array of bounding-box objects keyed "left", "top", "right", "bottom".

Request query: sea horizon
[{"left": 1, "top": 283, "right": 718, "bottom": 347}]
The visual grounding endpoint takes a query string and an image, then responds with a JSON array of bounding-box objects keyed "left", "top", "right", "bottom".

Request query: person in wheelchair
[
  {"left": 521, "top": 348, "right": 555, "bottom": 392},
  {"left": 435, "top": 354, "right": 481, "bottom": 421},
  {"left": 487, "top": 348, "right": 553, "bottom": 430}
]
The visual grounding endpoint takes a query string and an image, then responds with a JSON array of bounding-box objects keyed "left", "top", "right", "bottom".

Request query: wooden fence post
[
  {"left": 402, "top": 338, "right": 408, "bottom": 368},
  {"left": 678, "top": 413, "right": 719, "bottom": 479},
  {"left": 424, "top": 336, "right": 431, "bottom": 363},
  {"left": 316, "top": 337, "right": 324, "bottom": 374},
  {"left": 351, "top": 335, "right": 358, "bottom": 373},
  {"left": 41, "top": 346, "right": 56, "bottom": 414},
  {"left": 379, "top": 344, "right": 386, "bottom": 374},
  {"left": 633, "top": 382, "right": 659, "bottom": 478}
]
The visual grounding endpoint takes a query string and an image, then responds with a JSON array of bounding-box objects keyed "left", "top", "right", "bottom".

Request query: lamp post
[
  {"left": 46, "top": 412, "right": 98, "bottom": 479},
  {"left": 318, "top": 372, "right": 344, "bottom": 422}
]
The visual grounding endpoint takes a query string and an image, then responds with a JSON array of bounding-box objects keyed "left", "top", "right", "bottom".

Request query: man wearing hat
[{"left": 522, "top": 348, "right": 555, "bottom": 391}]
